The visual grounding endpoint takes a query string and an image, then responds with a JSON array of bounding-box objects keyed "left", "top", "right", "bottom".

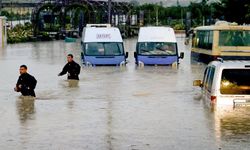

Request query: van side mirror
[
  {"left": 179, "top": 52, "right": 184, "bottom": 59},
  {"left": 125, "top": 52, "right": 129, "bottom": 59},
  {"left": 193, "top": 80, "right": 203, "bottom": 87},
  {"left": 134, "top": 52, "right": 137, "bottom": 58}
]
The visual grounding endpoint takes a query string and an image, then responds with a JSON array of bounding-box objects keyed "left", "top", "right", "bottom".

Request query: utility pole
[
  {"left": 0, "top": 0, "right": 2, "bottom": 15},
  {"left": 155, "top": 4, "right": 159, "bottom": 26},
  {"left": 108, "top": 0, "right": 111, "bottom": 24}
]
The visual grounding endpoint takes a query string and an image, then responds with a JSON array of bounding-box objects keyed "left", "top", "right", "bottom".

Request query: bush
[
  {"left": 7, "top": 23, "right": 33, "bottom": 44},
  {"left": 173, "top": 23, "right": 185, "bottom": 30}
]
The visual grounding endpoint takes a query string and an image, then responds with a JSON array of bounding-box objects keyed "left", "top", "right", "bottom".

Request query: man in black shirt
[
  {"left": 14, "top": 65, "right": 37, "bottom": 97},
  {"left": 58, "top": 54, "right": 81, "bottom": 80}
]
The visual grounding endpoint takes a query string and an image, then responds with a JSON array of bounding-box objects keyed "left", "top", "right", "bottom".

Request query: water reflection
[
  {"left": 60, "top": 80, "right": 80, "bottom": 110},
  {"left": 0, "top": 47, "right": 6, "bottom": 59},
  {"left": 201, "top": 104, "right": 250, "bottom": 150},
  {"left": 16, "top": 96, "right": 35, "bottom": 123}
]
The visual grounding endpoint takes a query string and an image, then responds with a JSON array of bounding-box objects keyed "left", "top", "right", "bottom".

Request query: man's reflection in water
[
  {"left": 67, "top": 80, "right": 79, "bottom": 110},
  {"left": 16, "top": 96, "right": 35, "bottom": 123},
  {"left": 16, "top": 96, "right": 36, "bottom": 150}
]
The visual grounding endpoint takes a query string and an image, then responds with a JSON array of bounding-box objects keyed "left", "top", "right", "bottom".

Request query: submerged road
[{"left": 0, "top": 36, "right": 250, "bottom": 150}]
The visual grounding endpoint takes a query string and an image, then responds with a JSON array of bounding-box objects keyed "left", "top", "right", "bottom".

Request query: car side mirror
[
  {"left": 193, "top": 80, "right": 203, "bottom": 87},
  {"left": 134, "top": 52, "right": 137, "bottom": 58},
  {"left": 125, "top": 52, "right": 129, "bottom": 59},
  {"left": 179, "top": 52, "right": 184, "bottom": 59}
]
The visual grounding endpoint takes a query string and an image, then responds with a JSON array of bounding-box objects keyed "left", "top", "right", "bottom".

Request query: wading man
[
  {"left": 14, "top": 65, "right": 37, "bottom": 97},
  {"left": 58, "top": 54, "right": 81, "bottom": 80}
]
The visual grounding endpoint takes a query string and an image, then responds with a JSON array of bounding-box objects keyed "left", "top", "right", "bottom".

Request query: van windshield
[
  {"left": 220, "top": 69, "right": 250, "bottom": 95},
  {"left": 219, "top": 30, "right": 250, "bottom": 46},
  {"left": 137, "top": 42, "right": 177, "bottom": 56},
  {"left": 84, "top": 42, "right": 124, "bottom": 56}
]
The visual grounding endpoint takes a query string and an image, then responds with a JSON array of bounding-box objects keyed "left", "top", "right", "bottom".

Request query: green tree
[
  {"left": 188, "top": 0, "right": 210, "bottom": 26},
  {"left": 213, "top": 0, "right": 249, "bottom": 24}
]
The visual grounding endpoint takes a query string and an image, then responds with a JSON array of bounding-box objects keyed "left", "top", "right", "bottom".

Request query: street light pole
[
  {"left": 108, "top": 0, "right": 111, "bottom": 24},
  {"left": 0, "top": 0, "right": 2, "bottom": 15},
  {"left": 155, "top": 4, "right": 159, "bottom": 26}
]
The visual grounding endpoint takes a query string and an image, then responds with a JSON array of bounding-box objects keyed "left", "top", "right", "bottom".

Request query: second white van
[{"left": 134, "top": 27, "right": 184, "bottom": 66}]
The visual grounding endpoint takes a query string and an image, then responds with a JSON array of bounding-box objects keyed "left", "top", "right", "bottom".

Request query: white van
[
  {"left": 193, "top": 59, "right": 250, "bottom": 107},
  {"left": 81, "top": 24, "right": 128, "bottom": 66},
  {"left": 134, "top": 26, "right": 184, "bottom": 65}
]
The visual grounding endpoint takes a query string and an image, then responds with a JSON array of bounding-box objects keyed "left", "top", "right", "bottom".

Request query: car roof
[
  {"left": 194, "top": 21, "right": 250, "bottom": 31},
  {"left": 82, "top": 27, "right": 123, "bottom": 43},
  {"left": 208, "top": 60, "right": 250, "bottom": 69},
  {"left": 138, "top": 26, "right": 177, "bottom": 43}
]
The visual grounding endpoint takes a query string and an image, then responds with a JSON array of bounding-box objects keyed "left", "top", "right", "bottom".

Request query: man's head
[
  {"left": 19, "top": 65, "right": 27, "bottom": 74},
  {"left": 67, "top": 54, "right": 74, "bottom": 62}
]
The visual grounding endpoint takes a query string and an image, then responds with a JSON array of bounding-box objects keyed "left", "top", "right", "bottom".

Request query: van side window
[{"left": 207, "top": 67, "right": 215, "bottom": 92}]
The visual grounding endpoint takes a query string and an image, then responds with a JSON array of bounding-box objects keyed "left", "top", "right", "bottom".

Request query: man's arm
[
  {"left": 29, "top": 76, "right": 37, "bottom": 90},
  {"left": 14, "top": 77, "right": 22, "bottom": 92},
  {"left": 58, "top": 64, "right": 68, "bottom": 76},
  {"left": 76, "top": 63, "right": 81, "bottom": 75}
]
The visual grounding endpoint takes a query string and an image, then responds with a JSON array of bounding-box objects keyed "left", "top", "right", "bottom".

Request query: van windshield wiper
[{"left": 140, "top": 49, "right": 150, "bottom": 52}]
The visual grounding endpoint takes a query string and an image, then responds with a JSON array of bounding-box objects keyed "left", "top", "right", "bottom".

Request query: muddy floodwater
[{"left": 0, "top": 36, "right": 250, "bottom": 150}]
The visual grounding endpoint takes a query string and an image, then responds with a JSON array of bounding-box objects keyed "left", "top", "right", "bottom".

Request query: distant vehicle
[
  {"left": 81, "top": 24, "right": 128, "bottom": 66},
  {"left": 193, "top": 59, "right": 250, "bottom": 108},
  {"left": 191, "top": 21, "right": 250, "bottom": 63},
  {"left": 134, "top": 27, "right": 184, "bottom": 66}
]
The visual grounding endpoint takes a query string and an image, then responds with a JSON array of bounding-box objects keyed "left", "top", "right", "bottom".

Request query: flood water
[{"left": 0, "top": 36, "right": 250, "bottom": 150}]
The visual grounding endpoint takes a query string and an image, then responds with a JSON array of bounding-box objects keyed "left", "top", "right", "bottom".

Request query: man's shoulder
[
  {"left": 73, "top": 61, "right": 80, "bottom": 66},
  {"left": 27, "top": 73, "right": 36, "bottom": 80}
]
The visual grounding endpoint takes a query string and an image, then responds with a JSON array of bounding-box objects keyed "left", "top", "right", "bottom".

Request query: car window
[
  {"left": 203, "top": 66, "right": 215, "bottom": 92},
  {"left": 202, "top": 68, "right": 208, "bottom": 89},
  {"left": 207, "top": 67, "right": 215, "bottom": 92},
  {"left": 203, "top": 67, "right": 210, "bottom": 90},
  {"left": 193, "top": 30, "right": 213, "bottom": 50},
  {"left": 220, "top": 69, "right": 250, "bottom": 94}
]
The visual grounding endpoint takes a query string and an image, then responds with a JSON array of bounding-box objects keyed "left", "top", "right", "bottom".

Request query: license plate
[{"left": 233, "top": 99, "right": 250, "bottom": 107}]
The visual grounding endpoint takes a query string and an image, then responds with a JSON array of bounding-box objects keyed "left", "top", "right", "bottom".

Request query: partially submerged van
[
  {"left": 193, "top": 59, "right": 250, "bottom": 107},
  {"left": 134, "top": 27, "right": 184, "bottom": 66},
  {"left": 81, "top": 24, "right": 128, "bottom": 66}
]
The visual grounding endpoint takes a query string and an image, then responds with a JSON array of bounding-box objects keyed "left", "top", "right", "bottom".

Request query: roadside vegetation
[
  {"left": 7, "top": 22, "right": 34, "bottom": 44},
  {"left": 1, "top": 0, "right": 249, "bottom": 43}
]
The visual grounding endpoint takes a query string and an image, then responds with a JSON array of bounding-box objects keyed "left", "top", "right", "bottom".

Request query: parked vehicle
[
  {"left": 81, "top": 24, "right": 128, "bottom": 66},
  {"left": 191, "top": 21, "right": 250, "bottom": 63},
  {"left": 193, "top": 59, "right": 250, "bottom": 107},
  {"left": 134, "top": 27, "right": 184, "bottom": 66}
]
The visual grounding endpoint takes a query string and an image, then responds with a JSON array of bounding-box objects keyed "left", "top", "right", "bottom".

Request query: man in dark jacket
[
  {"left": 58, "top": 54, "right": 81, "bottom": 80},
  {"left": 14, "top": 65, "right": 37, "bottom": 97}
]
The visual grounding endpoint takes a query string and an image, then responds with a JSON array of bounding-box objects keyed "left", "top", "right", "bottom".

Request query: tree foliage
[{"left": 213, "top": 0, "right": 250, "bottom": 24}]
